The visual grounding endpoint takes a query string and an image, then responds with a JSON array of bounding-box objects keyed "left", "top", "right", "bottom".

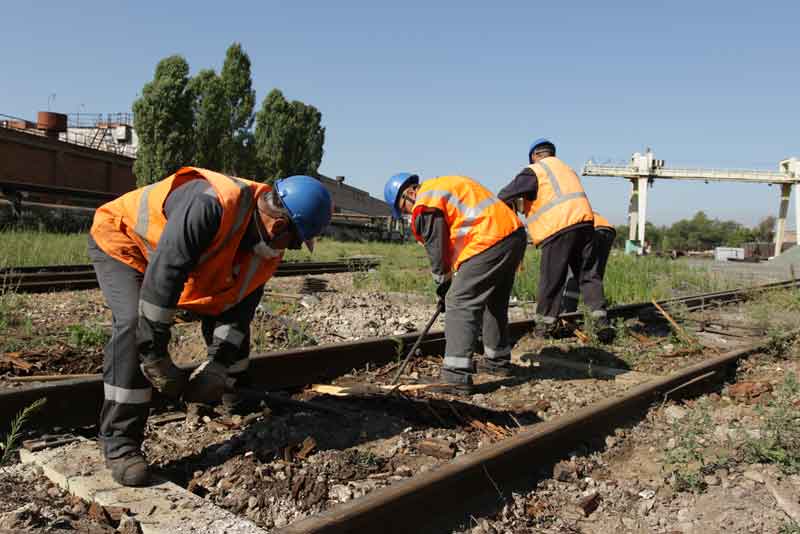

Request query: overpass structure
[{"left": 582, "top": 149, "right": 800, "bottom": 256}]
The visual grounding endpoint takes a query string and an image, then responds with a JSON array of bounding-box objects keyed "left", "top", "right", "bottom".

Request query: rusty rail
[{"left": 0, "top": 258, "right": 380, "bottom": 293}]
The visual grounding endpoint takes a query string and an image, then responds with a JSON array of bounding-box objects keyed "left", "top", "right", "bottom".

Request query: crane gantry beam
[{"left": 581, "top": 150, "right": 800, "bottom": 256}]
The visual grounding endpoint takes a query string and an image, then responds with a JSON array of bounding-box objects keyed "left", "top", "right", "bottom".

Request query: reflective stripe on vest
[
  {"left": 91, "top": 167, "right": 281, "bottom": 316},
  {"left": 410, "top": 176, "right": 521, "bottom": 271},
  {"left": 523, "top": 158, "right": 593, "bottom": 246},
  {"left": 415, "top": 189, "right": 501, "bottom": 261},
  {"left": 525, "top": 160, "right": 588, "bottom": 225},
  {"left": 198, "top": 178, "right": 252, "bottom": 265}
]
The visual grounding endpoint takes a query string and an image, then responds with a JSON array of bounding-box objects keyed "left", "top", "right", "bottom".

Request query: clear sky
[{"left": 2, "top": 1, "right": 798, "bottom": 226}]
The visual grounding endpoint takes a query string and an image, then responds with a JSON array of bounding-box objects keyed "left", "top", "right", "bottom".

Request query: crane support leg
[
  {"left": 628, "top": 179, "right": 639, "bottom": 242},
  {"left": 796, "top": 183, "right": 800, "bottom": 253},
  {"left": 637, "top": 177, "right": 648, "bottom": 254},
  {"left": 774, "top": 183, "right": 792, "bottom": 257}
]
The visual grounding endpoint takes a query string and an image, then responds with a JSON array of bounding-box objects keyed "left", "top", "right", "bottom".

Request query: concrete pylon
[
  {"left": 637, "top": 177, "right": 648, "bottom": 251},
  {"left": 628, "top": 179, "right": 639, "bottom": 242},
  {"left": 774, "top": 183, "right": 792, "bottom": 257}
]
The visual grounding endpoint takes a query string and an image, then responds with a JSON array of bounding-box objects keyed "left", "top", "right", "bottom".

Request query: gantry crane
[{"left": 582, "top": 149, "right": 800, "bottom": 256}]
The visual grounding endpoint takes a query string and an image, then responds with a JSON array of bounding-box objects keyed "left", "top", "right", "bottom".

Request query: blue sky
[{"left": 2, "top": 1, "right": 798, "bottom": 226}]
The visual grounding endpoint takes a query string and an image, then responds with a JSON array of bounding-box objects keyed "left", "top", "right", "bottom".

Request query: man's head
[
  {"left": 384, "top": 173, "right": 420, "bottom": 219},
  {"left": 528, "top": 138, "right": 556, "bottom": 164},
  {"left": 253, "top": 175, "right": 333, "bottom": 257},
  {"left": 254, "top": 190, "right": 303, "bottom": 254}
]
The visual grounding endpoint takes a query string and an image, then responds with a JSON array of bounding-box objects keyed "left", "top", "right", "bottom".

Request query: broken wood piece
[
  {"left": 5, "top": 373, "right": 100, "bottom": 382},
  {"left": 264, "top": 290, "right": 304, "bottom": 300},
  {"left": 147, "top": 412, "right": 186, "bottom": 426},
  {"left": 572, "top": 328, "right": 590, "bottom": 343},
  {"left": 651, "top": 299, "right": 695, "bottom": 345},
  {"left": 629, "top": 331, "right": 659, "bottom": 347},
  {"left": 727, "top": 381, "right": 773, "bottom": 401},
  {"left": 22, "top": 434, "right": 79, "bottom": 452},
  {"left": 576, "top": 491, "right": 600, "bottom": 517},
  {"left": 415, "top": 438, "right": 456, "bottom": 459},
  {"left": 310, "top": 383, "right": 439, "bottom": 397},
  {"left": 296, "top": 436, "right": 317, "bottom": 460},
  {"left": 0, "top": 352, "right": 34, "bottom": 371}
]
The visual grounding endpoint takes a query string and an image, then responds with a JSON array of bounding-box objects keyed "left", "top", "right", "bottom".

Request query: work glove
[
  {"left": 435, "top": 279, "right": 451, "bottom": 313},
  {"left": 139, "top": 355, "right": 188, "bottom": 399},
  {"left": 435, "top": 279, "right": 451, "bottom": 300},
  {"left": 183, "top": 361, "right": 235, "bottom": 404}
]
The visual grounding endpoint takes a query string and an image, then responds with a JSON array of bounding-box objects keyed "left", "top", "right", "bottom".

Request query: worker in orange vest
[
  {"left": 384, "top": 173, "right": 526, "bottom": 393},
  {"left": 89, "top": 167, "right": 332, "bottom": 486},
  {"left": 561, "top": 213, "right": 617, "bottom": 328},
  {"left": 498, "top": 138, "right": 612, "bottom": 340}
]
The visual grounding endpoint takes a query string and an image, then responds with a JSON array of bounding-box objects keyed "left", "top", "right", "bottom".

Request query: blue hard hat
[
  {"left": 274, "top": 175, "right": 333, "bottom": 251},
  {"left": 528, "top": 137, "right": 555, "bottom": 161},
  {"left": 384, "top": 172, "right": 419, "bottom": 219}
]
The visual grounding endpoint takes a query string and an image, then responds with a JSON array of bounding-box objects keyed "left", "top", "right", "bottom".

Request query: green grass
[
  {"left": 1, "top": 398, "right": 46, "bottom": 468},
  {"left": 0, "top": 230, "right": 89, "bottom": 267},
  {"left": 67, "top": 324, "right": 109, "bottom": 350},
  {"left": 743, "top": 373, "right": 800, "bottom": 474},
  {"left": 0, "top": 230, "right": 731, "bottom": 304}
]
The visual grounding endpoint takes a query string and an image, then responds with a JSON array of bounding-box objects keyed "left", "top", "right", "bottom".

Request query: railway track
[
  {"left": 2, "top": 278, "right": 798, "bottom": 533},
  {"left": 0, "top": 257, "right": 380, "bottom": 293}
]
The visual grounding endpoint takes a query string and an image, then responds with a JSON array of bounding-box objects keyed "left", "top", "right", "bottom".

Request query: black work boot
[
  {"left": 106, "top": 451, "right": 149, "bottom": 487},
  {"left": 438, "top": 367, "right": 475, "bottom": 395},
  {"left": 594, "top": 316, "right": 617, "bottom": 344},
  {"left": 476, "top": 357, "right": 515, "bottom": 377}
]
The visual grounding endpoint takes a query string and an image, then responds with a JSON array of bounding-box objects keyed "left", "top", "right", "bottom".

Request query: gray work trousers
[
  {"left": 442, "top": 228, "right": 527, "bottom": 371},
  {"left": 561, "top": 228, "right": 614, "bottom": 313},
  {"left": 88, "top": 236, "right": 262, "bottom": 459}
]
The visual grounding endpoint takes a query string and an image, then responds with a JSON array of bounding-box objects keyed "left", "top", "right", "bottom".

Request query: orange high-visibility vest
[
  {"left": 523, "top": 157, "right": 593, "bottom": 246},
  {"left": 410, "top": 176, "right": 521, "bottom": 272},
  {"left": 593, "top": 212, "right": 615, "bottom": 232},
  {"left": 90, "top": 167, "right": 281, "bottom": 315}
]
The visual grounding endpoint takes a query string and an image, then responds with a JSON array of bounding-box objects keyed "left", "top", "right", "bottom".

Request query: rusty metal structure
[
  {"left": 1, "top": 111, "right": 402, "bottom": 239},
  {"left": 0, "top": 112, "right": 135, "bottom": 213}
]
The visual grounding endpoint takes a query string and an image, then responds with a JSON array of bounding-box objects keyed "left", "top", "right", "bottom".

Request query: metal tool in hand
[{"left": 391, "top": 308, "right": 441, "bottom": 385}]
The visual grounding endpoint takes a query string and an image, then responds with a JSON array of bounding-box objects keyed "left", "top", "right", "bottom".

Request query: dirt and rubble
[
  {"left": 0, "top": 271, "right": 533, "bottom": 383},
  {"left": 2, "top": 278, "right": 800, "bottom": 533},
  {"left": 0, "top": 461, "right": 130, "bottom": 533},
  {"left": 453, "top": 341, "right": 800, "bottom": 534}
]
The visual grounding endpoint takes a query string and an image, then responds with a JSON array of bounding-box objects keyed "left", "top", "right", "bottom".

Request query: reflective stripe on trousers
[
  {"left": 483, "top": 345, "right": 511, "bottom": 360},
  {"left": 104, "top": 383, "right": 152, "bottom": 404}
]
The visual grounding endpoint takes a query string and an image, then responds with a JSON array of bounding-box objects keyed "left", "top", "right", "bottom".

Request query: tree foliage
[
  {"left": 134, "top": 46, "right": 325, "bottom": 185},
  {"left": 220, "top": 43, "right": 256, "bottom": 175},
  {"left": 254, "top": 89, "right": 325, "bottom": 184},
  {"left": 133, "top": 55, "right": 195, "bottom": 186},
  {"left": 614, "top": 212, "right": 779, "bottom": 251},
  {"left": 188, "top": 69, "right": 228, "bottom": 170}
]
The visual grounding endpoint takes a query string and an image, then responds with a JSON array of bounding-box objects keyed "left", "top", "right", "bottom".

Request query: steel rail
[
  {"left": 1, "top": 278, "right": 797, "bottom": 436},
  {"left": 276, "top": 328, "right": 800, "bottom": 534},
  {"left": 0, "top": 258, "right": 380, "bottom": 293}
]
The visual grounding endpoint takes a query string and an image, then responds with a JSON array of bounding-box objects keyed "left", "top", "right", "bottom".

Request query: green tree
[
  {"left": 220, "top": 43, "right": 256, "bottom": 176},
  {"left": 755, "top": 216, "right": 776, "bottom": 242},
  {"left": 253, "top": 89, "right": 325, "bottom": 183},
  {"left": 188, "top": 69, "right": 228, "bottom": 170},
  {"left": 133, "top": 55, "right": 195, "bottom": 185}
]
